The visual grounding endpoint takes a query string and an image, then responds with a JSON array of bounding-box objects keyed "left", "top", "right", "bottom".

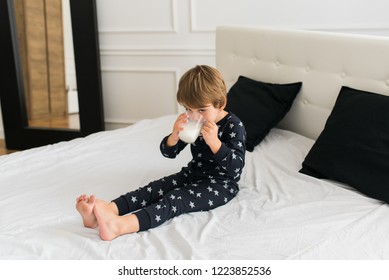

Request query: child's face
[{"left": 184, "top": 103, "right": 225, "bottom": 123}]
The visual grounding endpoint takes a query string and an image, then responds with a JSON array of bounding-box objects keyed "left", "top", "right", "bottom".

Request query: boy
[{"left": 76, "top": 65, "right": 246, "bottom": 240}]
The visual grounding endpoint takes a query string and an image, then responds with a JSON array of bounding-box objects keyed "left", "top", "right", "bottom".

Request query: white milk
[{"left": 179, "top": 120, "right": 202, "bottom": 143}]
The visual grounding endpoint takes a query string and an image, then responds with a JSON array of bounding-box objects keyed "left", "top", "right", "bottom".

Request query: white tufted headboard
[{"left": 216, "top": 26, "right": 389, "bottom": 140}]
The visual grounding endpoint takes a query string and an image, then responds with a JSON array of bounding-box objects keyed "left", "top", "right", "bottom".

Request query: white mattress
[{"left": 0, "top": 115, "right": 388, "bottom": 259}]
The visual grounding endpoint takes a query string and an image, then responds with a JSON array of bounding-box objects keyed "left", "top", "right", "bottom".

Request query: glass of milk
[{"left": 179, "top": 115, "right": 205, "bottom": 144}]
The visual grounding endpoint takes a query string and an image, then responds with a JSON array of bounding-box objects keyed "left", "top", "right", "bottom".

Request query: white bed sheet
[{"left": 0, "top": 115, "right": 388, "bottom": 259}]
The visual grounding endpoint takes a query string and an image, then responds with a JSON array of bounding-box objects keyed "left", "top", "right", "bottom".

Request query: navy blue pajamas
[{"left": 113, "top": 112, "right": 246, "bottom": 231}]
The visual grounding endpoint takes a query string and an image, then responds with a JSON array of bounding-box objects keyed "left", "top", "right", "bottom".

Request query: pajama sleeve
[
  {"left": 213, "top": 119, "right": 246, "bottom": 180},
  {"left": 160, "top": 135, "right": 187, "bottom": 159}
]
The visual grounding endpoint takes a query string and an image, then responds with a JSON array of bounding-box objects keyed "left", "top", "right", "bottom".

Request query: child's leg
[
  {"left": 112, "top": 169, "right": 191, "bottom": 216},
  {"left": 134, "top": 179, "right": 239, "bottom": 231},
  {"left": 91, "top": 170, "right": 190, "bottom": 240},
  {"left": 93, "top": 199, "right": 140, "bottom": 241}
]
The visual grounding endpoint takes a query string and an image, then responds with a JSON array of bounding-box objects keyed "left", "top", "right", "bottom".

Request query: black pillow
[
  {"left": 300, "top": 86, "right": 389, "bottom": 204},
  {"left": 225, "top": 76, "right": 302, "bottom": 151}
]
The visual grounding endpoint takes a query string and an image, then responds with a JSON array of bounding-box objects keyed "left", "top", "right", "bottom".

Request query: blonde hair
[{"left": 177, "top": 65, "right": 226, "bottom": 109}]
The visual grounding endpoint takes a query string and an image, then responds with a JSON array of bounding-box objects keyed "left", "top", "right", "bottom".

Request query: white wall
[{"left": 2, "top": 0, "right": 389, "bottom": 136}]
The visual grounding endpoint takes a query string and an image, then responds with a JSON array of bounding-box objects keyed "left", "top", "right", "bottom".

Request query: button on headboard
[{"left": 216, "top": 26, "right": 389, "bottom": 140}]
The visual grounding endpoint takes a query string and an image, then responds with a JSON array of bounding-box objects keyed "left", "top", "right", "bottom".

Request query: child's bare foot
[
  {"left": 76, "top": 194, "right": 98, "bottom": 228},
  {"left": 94, "top": 200, "right": 140, "bottom": 241}
]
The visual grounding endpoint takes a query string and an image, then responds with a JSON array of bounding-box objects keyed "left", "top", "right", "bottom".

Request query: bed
[{"left": 1, "top": 26, "right": 389, "bottom": 260}]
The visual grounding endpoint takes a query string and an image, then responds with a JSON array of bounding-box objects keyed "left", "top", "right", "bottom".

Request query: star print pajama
[{"left": 112, "top": 112, "right": 246, "bottom": 231}]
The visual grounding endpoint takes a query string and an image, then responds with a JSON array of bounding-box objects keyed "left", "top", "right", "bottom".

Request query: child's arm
[
  {"left": 212, "top": 118, "right": 246, "bottom": 180},
  {"left": 166, "top": 113, "right": 188, "bottom": 147},
  {"left": 160, "top": 113, "right": 188, "bottom": 159},
  {"left": 201, "top": 120, "right": 222, "bottom": 154}
]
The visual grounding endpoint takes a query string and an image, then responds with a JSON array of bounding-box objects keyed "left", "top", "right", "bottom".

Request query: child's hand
[
  {"left": 166, "top": 113, "right": 188, "bottom": 147},
  {"left": 201, "top": 120, "right": 222, "bottom": 154}
]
